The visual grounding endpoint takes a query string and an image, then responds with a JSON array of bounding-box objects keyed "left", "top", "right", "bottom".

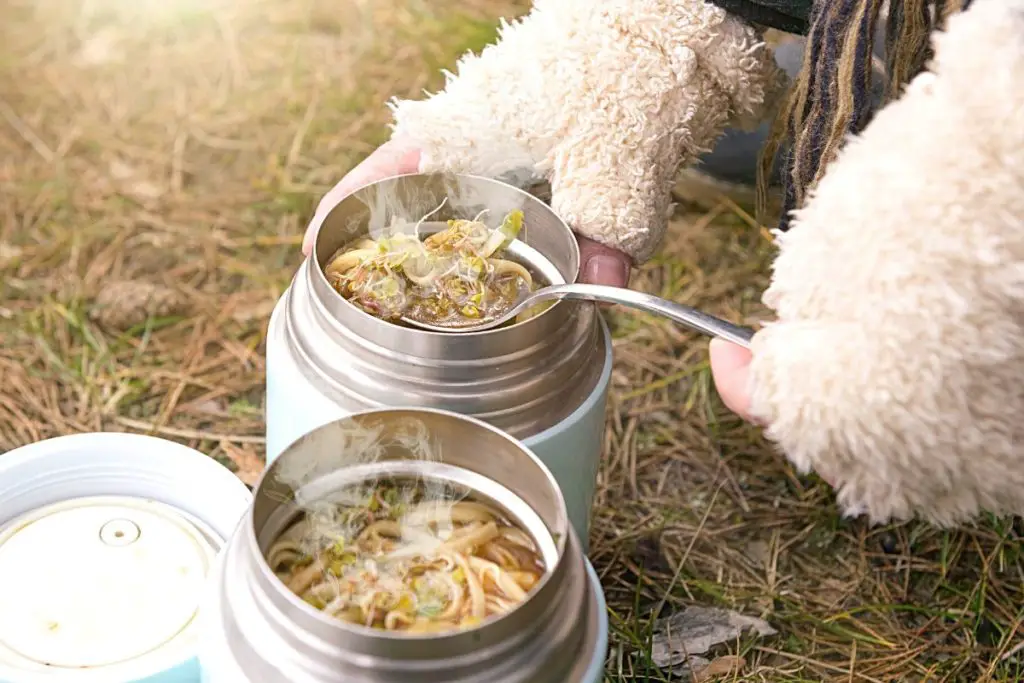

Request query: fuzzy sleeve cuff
[
  {"left": 388, "top": 0, "right": 783, "bottom": 263},
  {"left": 748, "top": 0, "right": 1024, "bottom": 525}
]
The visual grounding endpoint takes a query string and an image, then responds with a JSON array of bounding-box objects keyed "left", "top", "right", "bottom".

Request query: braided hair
[{"left": 758, "top": 0, "right": 975, "bottom": 229}]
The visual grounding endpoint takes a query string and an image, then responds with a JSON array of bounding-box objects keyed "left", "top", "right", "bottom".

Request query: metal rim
[
  {"left": 310, "top": 172, "right": 581, "bottom": 339},
  {"left": 250, "top": 406, "right": 571, "bottom": 537},
  {"left": 249, "top": 460, "right": 561, "bottom": 641},
  {"left": 246, "top": 408, "right": 579, "bottom": 651}
]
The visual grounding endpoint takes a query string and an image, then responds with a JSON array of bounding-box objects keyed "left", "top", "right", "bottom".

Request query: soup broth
[{"left": 266, "top": 477, "right": 547, "bottom": 634}]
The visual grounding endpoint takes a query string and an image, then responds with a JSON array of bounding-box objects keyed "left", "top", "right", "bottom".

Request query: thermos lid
[
  {"left": 0, "top": 496, "right": 216, "bottom": 676},
  {"left": 0, "top": 432, "right": 252, "bottom": 683}
]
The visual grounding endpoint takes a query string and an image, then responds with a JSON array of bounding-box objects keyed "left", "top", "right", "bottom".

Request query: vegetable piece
[
  {"left": 488, "top": 259, "right": 533, "bottom": 289},
  {"left": 498, "top": 209, "right": 523, "bottom": 249}
]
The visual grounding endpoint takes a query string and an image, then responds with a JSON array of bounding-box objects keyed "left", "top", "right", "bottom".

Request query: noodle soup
[
  {"left": 201, "top": 409, "right": 608, "bottom": 683},
  {"left": 266, "top": 477, "right": 547, "bottom": 634},
  {"left": 324, "top": 209, "right": 539, "bottom": 329}
]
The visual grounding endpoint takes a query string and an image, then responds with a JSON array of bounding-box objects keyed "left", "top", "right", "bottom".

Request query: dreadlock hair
[{"left": 757, "top": 0, "right": 975, "bottom": 230}]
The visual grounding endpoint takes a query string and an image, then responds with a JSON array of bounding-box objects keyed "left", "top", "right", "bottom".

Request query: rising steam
[
  {"left": 267, "top": 416, "right": 470, "bottom": 561},
  {"left": 348, "top": 172, "right": 536, "bottom": 246}
]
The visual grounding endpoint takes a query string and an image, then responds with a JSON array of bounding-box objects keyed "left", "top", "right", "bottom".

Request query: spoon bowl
[{"left": 402, "top": 283, "right": 756, "bottom": 348}]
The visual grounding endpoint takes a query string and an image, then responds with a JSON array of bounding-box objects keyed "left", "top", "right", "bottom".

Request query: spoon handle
[{"left": 547, "top": 284, "right": 756, "bottom": 349}]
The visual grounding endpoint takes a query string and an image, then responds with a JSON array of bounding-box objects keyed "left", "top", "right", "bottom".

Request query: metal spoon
[{"left": 402, "top": 283, "right": 757, "bottom": 348}]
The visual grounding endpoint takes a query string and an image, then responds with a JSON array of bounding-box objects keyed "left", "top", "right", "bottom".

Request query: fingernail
[{"left": 583, "top": 254, "right": 630, "bottom": 286}]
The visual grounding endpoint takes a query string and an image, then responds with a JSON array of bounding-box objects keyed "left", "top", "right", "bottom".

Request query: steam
[
  {"left": 347, "top": 171, "right": 539, "bottom": 246},
  {"left": 266, "top": 415, "right": 473, "bottom": 560},
  {"left": 272, "top": 416, "right": 460, "bottom": 504}
]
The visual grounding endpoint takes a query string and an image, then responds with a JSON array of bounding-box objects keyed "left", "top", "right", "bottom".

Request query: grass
[{"left": 1, "top": 0, "right": 1022, "bottom": 680}]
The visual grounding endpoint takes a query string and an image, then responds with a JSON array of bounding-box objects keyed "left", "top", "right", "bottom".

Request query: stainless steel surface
[
  {"left": 209, "top": 408, "right": 604, "bottom": 683},
  {"left": 409, "top": 283, "right": 756, "bottom": 348},
  {"left": 283, "top": 172, "right": 606, "bottom": 439}
]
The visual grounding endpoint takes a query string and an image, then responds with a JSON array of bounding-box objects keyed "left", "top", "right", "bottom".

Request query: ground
[{"left": 1, "top": 0, "right": 1022, "bottom": 681}]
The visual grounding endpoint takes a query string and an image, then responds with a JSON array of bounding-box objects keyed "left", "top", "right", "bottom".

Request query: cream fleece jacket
[
  {"left": 388, "top": 0, "right": 784, "bottom": 263},
  {"left": 388, "top": 0, "right": 1024, "bottom": 526},
  {"left": 750, "top": 0, "right": 1024, "bottom": 525}
]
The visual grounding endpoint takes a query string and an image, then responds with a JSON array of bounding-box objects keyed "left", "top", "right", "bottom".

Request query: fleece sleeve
[
  {"left": 387, "top": 0, "right": 784, "bottom": 263},
  {"left": 748, "top": 0, "right": 1024, "bottom": 525}
]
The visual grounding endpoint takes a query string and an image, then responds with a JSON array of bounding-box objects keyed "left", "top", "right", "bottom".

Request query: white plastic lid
[{"left": 0, "top": 496, "right": 216, "bottom": 672}]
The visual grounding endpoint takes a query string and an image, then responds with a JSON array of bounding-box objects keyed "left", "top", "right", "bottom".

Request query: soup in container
[
  {"left": 0, "top": 433, "right": 252, "bottom": 683},
  {"left": 264, "top": 172, "right": 612, "bottom": 549},
  {"left": 199, "top": 408, "right": 608, "bottom": 682}
]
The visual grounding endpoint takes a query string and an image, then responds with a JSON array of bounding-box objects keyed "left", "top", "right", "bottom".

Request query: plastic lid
[{"left": 0, "top": 497, "right": 216, "bottom": 670}]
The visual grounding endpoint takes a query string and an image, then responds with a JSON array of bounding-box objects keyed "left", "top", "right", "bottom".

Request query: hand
[
  {"left": 576, "top": 236, "right": 632, "bottom": 288},
  {"left": 708, "top": 337, "right": 754, "bottom": 422},
  {"left": 710, "top": 337, "right": 839, "bottom": 487},
  {"left": 302, "top": 142, "right": 634, "bottom": 288}
]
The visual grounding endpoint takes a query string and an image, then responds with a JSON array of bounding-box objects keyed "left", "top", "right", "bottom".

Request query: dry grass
[{"left": 1, "top": 0, "right": 1022, "bottom": 681}]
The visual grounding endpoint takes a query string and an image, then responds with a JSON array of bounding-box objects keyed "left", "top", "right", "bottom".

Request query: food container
[
  {"left": 265, "top": 173, "right": 613, "bottom": 548},
  {"left": 0, "top": 432, "right": 252, "bottom": 683},
  {"left": 199, "top": 408, "right": 608, "bottom": 683}
]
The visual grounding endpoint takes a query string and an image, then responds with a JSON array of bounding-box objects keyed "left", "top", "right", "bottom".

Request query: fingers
[
  {"left": 302, "top": 140, "right": 422, "bottom": 256},
  {"left": 576, "top": 235, "right": 632, "bottom": 287},
  {"left": 709, "top": 337, "right": 755, "bottom": 422}
]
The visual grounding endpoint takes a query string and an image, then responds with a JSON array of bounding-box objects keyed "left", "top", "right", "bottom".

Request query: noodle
[
  {"left": 324, "top": 209, "right": 535, "bottom": 327},
  {"left": 266, "top": 478, "right": 546, "bottom": 634}
]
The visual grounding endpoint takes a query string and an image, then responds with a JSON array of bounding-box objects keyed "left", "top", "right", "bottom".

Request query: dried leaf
[{"left": 650, "top": 605, "right": 776, "bottom": 675}]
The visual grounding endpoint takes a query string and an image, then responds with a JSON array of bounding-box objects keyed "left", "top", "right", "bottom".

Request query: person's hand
[
  {"left": 576, "top": 236, "right": 631, "bottom": 288},
  {"left": 710, "top": 337, "right": 838, "bottom": 487},
  {"left": 302, "top": 141, "right": 634, "bottom": 288},
  {"left": 708, "top": 337, "right": 754, "bottom": 422}
]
